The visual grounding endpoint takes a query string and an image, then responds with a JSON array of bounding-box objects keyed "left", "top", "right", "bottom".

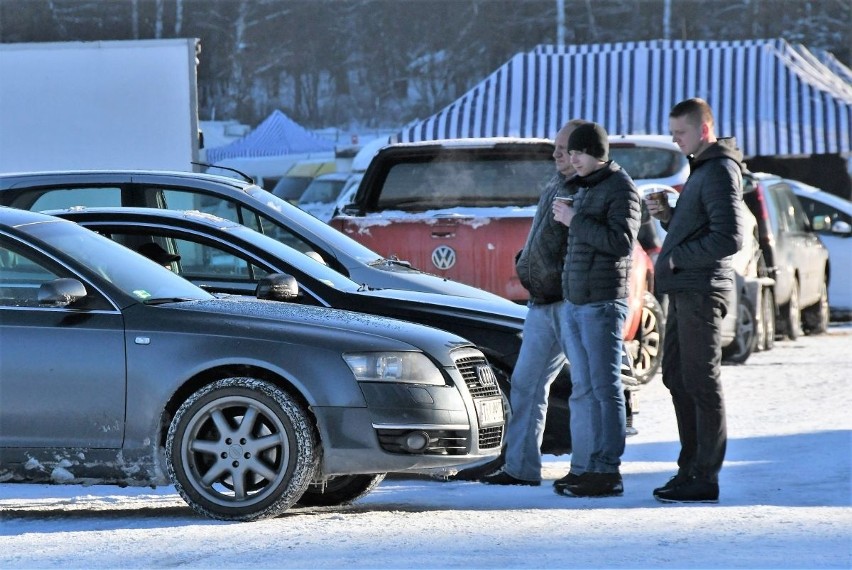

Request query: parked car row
[{"left": 0, "top": 169, "right": 641, "bottom": 520}]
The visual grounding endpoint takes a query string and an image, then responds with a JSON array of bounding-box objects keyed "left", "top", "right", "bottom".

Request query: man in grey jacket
[
  {"left": 647, "top": 98, "right": 744, "bottom": 503},
  {"left": 481, "top": 119, "right": 585, "bottom": 486}
]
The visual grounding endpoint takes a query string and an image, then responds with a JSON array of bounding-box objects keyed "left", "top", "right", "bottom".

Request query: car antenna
[{"left": 192, "top": 162, "right": 254, "bottom": 184}]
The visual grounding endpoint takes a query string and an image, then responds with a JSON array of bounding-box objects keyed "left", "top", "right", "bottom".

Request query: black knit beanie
[{"left": 567, "top": 122, "right": 609, "bottom": 161}]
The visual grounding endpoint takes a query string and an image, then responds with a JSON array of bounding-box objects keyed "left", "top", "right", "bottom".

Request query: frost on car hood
[{"left": 166, "top": 296, "right": 472, "bottom": 360}]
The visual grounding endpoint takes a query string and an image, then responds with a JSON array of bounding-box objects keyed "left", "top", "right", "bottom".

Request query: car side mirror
[
  {"left": 38, "top": 278, "right": 87, "bottom": 307},
  {"left": 256, "top": 273, "right": 299, "bottom": 301},
  {"left": 831, "top": 220, "right": 852, "bottom": 236}
]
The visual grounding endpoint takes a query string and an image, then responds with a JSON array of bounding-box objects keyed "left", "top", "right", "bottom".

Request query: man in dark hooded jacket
[{"left": 647, "top": 97, "right": 744, "bottom": 503}]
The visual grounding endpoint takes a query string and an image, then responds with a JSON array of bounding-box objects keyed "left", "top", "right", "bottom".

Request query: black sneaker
[
  {"left": 552, "top": 472, "right": 585, "bottom": 493},
  {"left": 653, "top": 475, "right": 719, "bottom": 503},
  {"left": 480, "top": 469, "right": 540, "bottom": 487},
  {"left": 652, "top": 472, "right": 690, "bottom": 495},
  {"left": 556, "top": 472, "right": 623, "bottom": 497}
]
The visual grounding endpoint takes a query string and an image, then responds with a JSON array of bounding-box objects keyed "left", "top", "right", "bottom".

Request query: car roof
[
  {"left": 787, "top": 180, "right": 852, "bottom": 213},
  {"left": 42, "top": 206, "right": 242, "bottom": 230},
  {"left": 0, "top": 204, "right": 66, "bottom": 228},
  {"left": 0, "top": 169, "right": 257, "bottom": 191}
]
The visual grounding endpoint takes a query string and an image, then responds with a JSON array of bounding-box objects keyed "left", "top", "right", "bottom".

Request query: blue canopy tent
[
  {"left": 205, "top": 109, "right": 335, "bottom": 164},
  {"left": 397, "top": 39, "right": 852, "bottom": 159}
]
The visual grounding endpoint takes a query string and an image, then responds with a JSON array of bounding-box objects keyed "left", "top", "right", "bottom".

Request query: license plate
[{"left": 475, "top": 397, "right": 504, "bottom": 427}]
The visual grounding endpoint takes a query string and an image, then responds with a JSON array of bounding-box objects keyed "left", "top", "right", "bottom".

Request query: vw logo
[
  {"left": 432, "top": 245, "right": 456, "bottom": 270},
  {"left": 476, "top": 365, "right": 497, "bottom": 387}
]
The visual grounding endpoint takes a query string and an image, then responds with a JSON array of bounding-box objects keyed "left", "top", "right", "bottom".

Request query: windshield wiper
[{"left": 143, "top": 297, "right": 197, "bottom": 305}]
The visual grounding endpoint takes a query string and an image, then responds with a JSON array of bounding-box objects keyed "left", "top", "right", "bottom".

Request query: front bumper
[{"left": 314, "top": 348, "right": 505, "bottom": 476}]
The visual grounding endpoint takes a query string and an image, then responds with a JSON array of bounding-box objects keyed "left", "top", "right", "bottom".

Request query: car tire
[
  {"left": 779, "top": 279, "right": 801, "bottom": 340},
  {"left": 166, "top": 377, "right": 318, "bottom": 521},
  {"left": 722, "top": 295, "right": 757, "bottom": 364},
  {"left": 296, "top": 474, "right": 386, "bottom": 507},
  {"left": 628, "top": 291, "right": 665, "bottom": 384},
  {"left": 802, "top": 279, "right": 829, "bottom": 335},
  {"left": 756, "top": 286, "right": 776, "bottom": 352}
]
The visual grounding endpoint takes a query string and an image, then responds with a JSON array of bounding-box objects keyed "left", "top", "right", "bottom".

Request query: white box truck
[{"left": 0, "top": 38, "right": 200, "bottom": 172}]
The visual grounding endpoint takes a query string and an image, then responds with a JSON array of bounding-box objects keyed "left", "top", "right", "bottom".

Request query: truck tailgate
[{"left": 331, "top": 214, "right": 535, "bottom": 301}]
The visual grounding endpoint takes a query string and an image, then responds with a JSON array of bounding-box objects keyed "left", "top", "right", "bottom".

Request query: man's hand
[
  {"left": 645, "top": 196, "right": 672, "bottom": 223},
  {"left": 552, "top": 199, "right": 574, "bottom": 227}
]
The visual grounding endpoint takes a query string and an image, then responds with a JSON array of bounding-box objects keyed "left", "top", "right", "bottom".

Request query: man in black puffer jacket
[
  {"left": 551, "top": 122, "right": 641, "bottom": 498},
  {"left": 481, "top": 119, "right": 585, "bottom": 487},
  {"left": 647, "top": 98, "right": 744, "bottom": 504}
]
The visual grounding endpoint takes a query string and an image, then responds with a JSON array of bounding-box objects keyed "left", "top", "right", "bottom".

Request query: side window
[
  {"left": 780, "top": 188, "right": 808, "bottom": 232},
  {"left": 161, "top": 189, "right": 263, "bottom": 231},
  {"left": 172, "top": 237, "right": 269, "bottom": 281},
  {"left": 29, "top": 187, "right": 122, "bottom": 211},
  {"left": 159, "top": 188, "right": 322, "bottom": 259},
  {"left": 0, "top": 243, "right": 60, "bottom": 306},
  {"left": 257, "top": 214, "right": 316, "bottom": 255},
  {"left": 796, "top": 196, "right": 851, "bottom": 231}
]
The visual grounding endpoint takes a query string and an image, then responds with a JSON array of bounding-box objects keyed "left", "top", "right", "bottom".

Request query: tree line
[{"left": 1, "top": 0, "right": 849, "bottom": 130}]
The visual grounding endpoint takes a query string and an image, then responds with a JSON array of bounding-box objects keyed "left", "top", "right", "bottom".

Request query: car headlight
[{"left": 343, "top": 352, "right": 445, "bottom": 385}]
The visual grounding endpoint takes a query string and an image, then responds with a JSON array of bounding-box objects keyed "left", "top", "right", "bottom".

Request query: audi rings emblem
[
  {"left": 431, "top": 245, "right": 456, "bottom": 270},
  {"left": 476, "top": 365, "right": 497, "bottom": 387}
]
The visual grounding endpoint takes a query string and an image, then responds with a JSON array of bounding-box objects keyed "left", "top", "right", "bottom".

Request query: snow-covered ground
[{"left": 2, "top": 324, "right": 850, "bottom": 569}]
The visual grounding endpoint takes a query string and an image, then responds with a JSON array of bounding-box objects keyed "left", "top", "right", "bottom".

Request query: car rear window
[
  {"left": 376, "top": 158, "right": 552, "bottom": 210},
  {"left": 609, "top": 146, "right": 686, "bottom": 180}
]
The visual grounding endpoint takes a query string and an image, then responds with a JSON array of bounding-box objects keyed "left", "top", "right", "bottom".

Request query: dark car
[
  {"left": 48, "top": 205, "right": 641, "bottom": 464},
  {"left": 0, "top": 170, "right": 508, "bottom": 302},
  {"left": 742, "top": 172, "right": 830, "bottom": 339},
  {"left": 0, "top": 207, "right": 504, "bottom": 520}
]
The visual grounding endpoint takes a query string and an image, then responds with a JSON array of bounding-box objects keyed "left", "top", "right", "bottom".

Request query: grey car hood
[{"left": 162, "top": 296, "right": 473, "bottom": 365}]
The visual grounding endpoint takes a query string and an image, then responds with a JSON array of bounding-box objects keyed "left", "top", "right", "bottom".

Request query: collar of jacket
[
  {"left": 688, "top": 138, "right": 744, "bottom": 171},
  {"left": 570, "top": 160, "right": 620, "bottom": 187}
]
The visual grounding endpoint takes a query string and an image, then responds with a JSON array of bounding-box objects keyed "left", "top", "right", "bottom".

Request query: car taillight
[{"left": 755, "top": 184, "right": 771, "bottom": 222}]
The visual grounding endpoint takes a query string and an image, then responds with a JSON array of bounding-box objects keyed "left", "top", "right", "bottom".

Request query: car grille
[
  {"left": 453, "top": 348, "right": 504, "bottom": 450},
  {"left": 453, "top": 350, "right": 502, "bottom": 399}
]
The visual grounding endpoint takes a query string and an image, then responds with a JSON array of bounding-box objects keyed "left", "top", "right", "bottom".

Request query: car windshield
[
  {"left": 609, "top": 146, "right": 686, "bottom": 180},
  {"left": 24, "top": 220, "right": 213, "bottom": 303},
  {"left": 298, "top": 178, "right": 347, "bottom": 205},
  {"left": 245, "top": 185, "right": 386, "bottom": 265},
  {"left": 377, "top": 158, "right": 552, "bottom": 210}
]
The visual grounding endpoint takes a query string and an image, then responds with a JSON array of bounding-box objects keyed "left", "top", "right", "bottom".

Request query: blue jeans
[
  {"left": 503, "top": 302, "right": 567, "bottom": 482},
  {"left": 561, "top": 298, "right": 628, "bottom": 475}
]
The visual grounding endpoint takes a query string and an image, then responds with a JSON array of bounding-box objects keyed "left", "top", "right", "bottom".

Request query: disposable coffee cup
[
  {"left": 554, "top": 195, "right": 574, "bottom": 206},
  {"left": 643, "top": 188, "right": 667, "bottom": 207}
]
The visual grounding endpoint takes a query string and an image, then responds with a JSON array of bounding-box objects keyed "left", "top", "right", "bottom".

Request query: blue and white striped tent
[
  {"left": 205, "top": 109, "right": 335, "bottom": 164},
  {"left": 397, "top": 39, "right": 852, "bottom": 158}
]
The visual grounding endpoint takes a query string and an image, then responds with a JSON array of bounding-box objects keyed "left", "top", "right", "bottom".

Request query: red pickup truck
[{"left": 331, "top": 138, "right": 663, "bottom": 382}]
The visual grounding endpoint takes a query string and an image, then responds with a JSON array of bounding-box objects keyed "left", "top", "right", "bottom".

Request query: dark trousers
[{"left": 661, "top": 290, "right": 729, "bottom": 483}]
